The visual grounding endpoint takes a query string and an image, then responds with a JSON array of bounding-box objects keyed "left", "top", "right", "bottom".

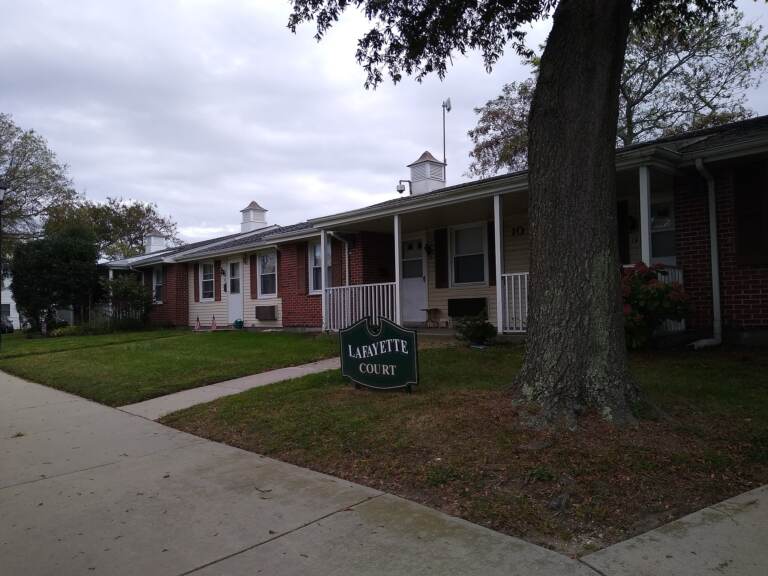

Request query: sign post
[{"left": 340, "top": 317, "right": 418, "bottom": 391}]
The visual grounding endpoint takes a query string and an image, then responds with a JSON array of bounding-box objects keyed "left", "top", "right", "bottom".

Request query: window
[
  {"left": 1, "top": 304, "right": 9, "bottom": 320},
  {"left": 734, "top": 161, "right": 768, "bottom": 266},
  {"left": 257, "top": 250, "right": 277, "bottom": 298},
  {"left": 651, "top": 202, "right": 676, "bottom": 259},
  {"left": 451, "top": 224, "right": 486, "bottom": 285},
  {"left": 152, "top": 265, "right": 163, "bottom": 303},
  {"left": 229, "top": 262, "right": 241, "bottom": 295},
  {"left": 309, "top": 240, "right": 332, "bottom": 293},
  {"left": 200, "top": 262, "right": 215, "bottom": 300}
]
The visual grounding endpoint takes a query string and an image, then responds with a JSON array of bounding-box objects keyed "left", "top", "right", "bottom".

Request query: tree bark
[{"left": 517, "top": 0, "right": 637, "bottom": 428}]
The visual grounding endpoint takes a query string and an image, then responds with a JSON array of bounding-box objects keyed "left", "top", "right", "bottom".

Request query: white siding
[
  {"left": 188, "top": 262, "right": 227, "bottom": 327},
  {"left": 243, "top": 254, "right": 283, "bottom": 328},
  {"left": 187, "top": 253, "right": 284, "bottom": 328}
]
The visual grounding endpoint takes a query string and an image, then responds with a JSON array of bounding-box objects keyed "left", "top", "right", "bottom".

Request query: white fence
[
  {"left": 501, "top": 273, "right": 529, "bottom": 333},
  {"left": 325, "top": 282, "right": 397, "bottom": 331}
]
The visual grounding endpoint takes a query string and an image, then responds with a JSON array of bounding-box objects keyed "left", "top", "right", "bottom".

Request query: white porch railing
[
  {"left": 502, "top": 273, "right": 529, "bottom": 333},
  {"left": 325, "top": 282, "right": 397, "bottom": 331},
  {"left": 659, "top": 265, "right": 685, "bottom": 333}
]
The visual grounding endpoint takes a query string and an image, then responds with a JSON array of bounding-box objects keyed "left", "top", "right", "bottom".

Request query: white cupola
[
  {"left": 143, "top": 229, "right": 166, "bottom": 253},
  {"left": 407, "top": 151, "right": 446, "bottom": 195},
  {"left": 240, "top": 201, "right": 268, "bottom": 232}
]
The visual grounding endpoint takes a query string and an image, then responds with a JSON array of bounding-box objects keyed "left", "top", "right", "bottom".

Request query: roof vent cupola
[
  {"left": 240, "top": 201, "right": 268, "bottom": 232},
  {"left": 143, "top": 229, "right": 166, "bottom": 253},
  {"left": 407, "top": 151, "right": 446, "bottom": 195}
]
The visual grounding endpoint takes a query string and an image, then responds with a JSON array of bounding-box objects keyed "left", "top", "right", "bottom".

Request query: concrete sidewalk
[
  {"left": 119, "top": 357, "right": 340, "bottom": 420},
  {"left": 0, "top": 371, "right": 593, "bottom": 576},
  {"left": 582, "top": 484, "right": 768, "bottom": 576}
]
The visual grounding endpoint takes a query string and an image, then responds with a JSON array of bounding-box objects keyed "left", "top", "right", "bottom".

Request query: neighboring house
[
  {"left": 1, "top": 273, "right": 22, "bottom": 329},
  {"left": 108, "top": 116, "right": 768, "bottom": 343}
]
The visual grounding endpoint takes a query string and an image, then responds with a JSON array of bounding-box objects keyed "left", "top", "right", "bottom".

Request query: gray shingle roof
[{"left": 182, "top": 222, "right": 315, "bottom": 258}]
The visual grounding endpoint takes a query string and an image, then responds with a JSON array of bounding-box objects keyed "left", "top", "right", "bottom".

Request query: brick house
[{"left": 108, "top": 117, "right": 768, "bottom": 343}]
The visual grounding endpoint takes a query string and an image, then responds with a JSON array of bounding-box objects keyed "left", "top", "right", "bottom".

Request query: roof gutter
[{"left": 692, "top": 158, "right": 722, "bottom": 349}]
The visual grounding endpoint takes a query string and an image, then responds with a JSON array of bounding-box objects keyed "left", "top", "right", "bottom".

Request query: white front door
[
  {"left": 227, "top": 259, "right": 243, "bottom": 324},
  {"left": 401, "top": 236, "right": 427, "bottom": 324}
]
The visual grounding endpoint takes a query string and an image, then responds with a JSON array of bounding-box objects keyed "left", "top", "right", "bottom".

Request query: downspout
[
  {"left": 328, "top": 232, "right": 350, "bottom": 286},
  {"left": 692, "top": 158, "right": 722, "bottom": 349}
]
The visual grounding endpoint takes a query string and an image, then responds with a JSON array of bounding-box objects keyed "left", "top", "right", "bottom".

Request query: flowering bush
[{"left": 621, "top": 262, "right": 690, "bottom": 349}]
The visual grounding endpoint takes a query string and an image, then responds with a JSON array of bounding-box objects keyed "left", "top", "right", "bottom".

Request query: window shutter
[
  {"left": 296, "top": 242, "right": 308, "bottom": 294},
  {"left": 193, "top": 263, "right": 200, "bottom": 302},
  {"left": 214, "top": 260, "right": 222, "bottom": 301},
  {"left": 250, "top": 255, "right": 258, "bottom": 299},
  {"left": 487, "top": 222, "right": 496, "bottom": 286},
  {"left": 434, "top": 229, "right": 449, "bottom": 289}
]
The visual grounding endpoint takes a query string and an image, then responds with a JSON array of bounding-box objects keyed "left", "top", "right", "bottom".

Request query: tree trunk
[{"left": 517, "top": 0, "right": 637, "bottom": 428}]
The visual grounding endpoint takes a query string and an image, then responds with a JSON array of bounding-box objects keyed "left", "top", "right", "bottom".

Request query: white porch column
[
  {"left": 320, "top": 229, "right": 328, "bottom": 331},
  {"left": 639, "top": 165, "right": 652, "bottom": 264},
  {"left": 494, "top": 194, "right": 504, "bottom": 334},
  {"left": 394, "top": 214, "right": 402, "bottom": 324}
]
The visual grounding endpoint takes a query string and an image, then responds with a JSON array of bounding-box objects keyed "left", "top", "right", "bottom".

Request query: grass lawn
[
  {"left": 162, "top": 343, "right": 768, "bottom": 555},
  {"left": 0, "top": 330, "right": 337, "bottom": 406},
  {"left": 0, "top": 329, "right": 181, "bottom": 359}
]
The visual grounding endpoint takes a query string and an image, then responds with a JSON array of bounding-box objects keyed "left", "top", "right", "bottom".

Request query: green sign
[{"left": 340, "top": 317, "right": 418, "bottom": 391}]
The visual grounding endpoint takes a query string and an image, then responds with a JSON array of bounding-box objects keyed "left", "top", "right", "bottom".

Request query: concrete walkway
[
  {"left": 119, "top": 357, "right": 340, "bottom": 420},
  {"left": 582, "top": 484, "right": 768, "bottom": 576},
  {"left": 0, "top": 371, "right": 593, "bottom": 576}
]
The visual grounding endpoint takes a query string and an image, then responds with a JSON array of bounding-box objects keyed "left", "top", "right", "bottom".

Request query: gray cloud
[{"left": 2, "top": 1, "right": 767, "bottom": 240}]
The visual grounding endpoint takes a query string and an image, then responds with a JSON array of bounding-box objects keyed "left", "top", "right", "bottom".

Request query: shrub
[
  {"left": 49, "top": 325, "right": 83, "bottom": 338},
  {"left": 105, "top": 274, "right": 153, "bottom": 325},
  {"left": 454, "top": 310, "right": 496, "bottom": 346},
  {"left": 622, "top": 262, "right": 690, "bottom": 349}
]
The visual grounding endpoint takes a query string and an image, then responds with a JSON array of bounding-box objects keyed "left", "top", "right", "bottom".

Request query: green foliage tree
[
  {"left": 46, "top": 196, "right": 181, "bottom": 261},
  {"left": 468, "top": 9, "right": 766, "bottom": 177},
  {"left": 287, "top": 0, "right": 737, "bottom": 427},
  {"left": 11, "top": 223, "right": 101, "bottom": 333},
  {"left": 105, "top": 274, "right": 153, "bottom": 327},
  {"left": 0, "top": 113, "right": 78, "bottom": 252}
]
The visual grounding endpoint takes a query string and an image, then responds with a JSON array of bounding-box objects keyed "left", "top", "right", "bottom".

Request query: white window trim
[
  {"left": 152, "top": 265, "right": 163, "bottom": 304},
  {"left": 308, "top": 240, "right": 331, "bottom": 295},
  {"left": 449, "top": 222, "right": 488, "bottom": 288},
  {"left": 257, "top": 249, "right": 278, "bottom": 299},
  {"left": 200, "top": 261, "right": 215, "bottom": 302}
]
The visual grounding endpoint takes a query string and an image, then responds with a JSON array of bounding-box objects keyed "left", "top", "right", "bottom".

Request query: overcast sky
[{"left": 2, "top": 1, "right": 767, "bottom": 241}]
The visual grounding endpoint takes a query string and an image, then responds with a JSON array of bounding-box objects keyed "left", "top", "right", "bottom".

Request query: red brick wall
[
  {"left": 147, "top": 263, "right": 189, "bottom": 327},
  {"left": 348, "top": 231, "right": 395, "bottom": 285},
  {"left": 278, "top": 234, "right": 395, "bottom": 328},
  {"left": 675, "top": 164, "right": 768, "bottom": 332},
  {"left": 715, "top": 169, "right": 768, "bottom": 330},
  {"left": 279, "top": 242, "right": 322, "bottom": 327},
  {"left": 675, "top": 174, "right": 712, "bottom": 330}
]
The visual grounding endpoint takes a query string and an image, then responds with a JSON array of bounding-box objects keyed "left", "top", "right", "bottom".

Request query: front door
[
  {"left": 401, "top": 236, "right": 427, "bottom": 324},
  {"left": 227, "top": 259, "right": 243, "bottom": 324}
]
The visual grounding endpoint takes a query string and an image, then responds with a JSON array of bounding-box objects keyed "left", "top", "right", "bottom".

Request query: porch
[{"left": 317, "top": 164, "right": 684, "bottom": 334}]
